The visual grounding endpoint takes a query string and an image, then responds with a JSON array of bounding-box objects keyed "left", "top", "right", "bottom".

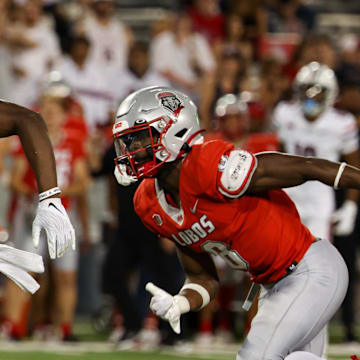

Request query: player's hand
[
  {"left": 0, "top": 244, "right": 44, "bottom": 294},
  {"left": 32, "top": 198, "right": 76, "bottom": 259},
  {"left": 114, "top": 164, "right": 137, "bottom": 186},
  {"left": 145, "top": 282, "right": 190, "bottom": 334},
  {"left": 331, "top": 200, "right": 358, "bottom": 236}
]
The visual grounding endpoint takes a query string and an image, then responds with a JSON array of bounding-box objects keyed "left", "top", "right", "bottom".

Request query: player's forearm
[
  {"left": 15, "top": 111, "right": 58, "bottom": 193},
  {"left": 179, "top": 277, "right": 219, "bottom": 311},
  {"left": 176, "top": 247, "right": 220, "bottom": 311}
]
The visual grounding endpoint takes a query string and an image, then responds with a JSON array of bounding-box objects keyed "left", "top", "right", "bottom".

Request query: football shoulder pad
[{"left": 218, "top": 150, "right": 257, "bottom": 198}]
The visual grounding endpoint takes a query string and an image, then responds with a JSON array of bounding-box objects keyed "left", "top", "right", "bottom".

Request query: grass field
[
  {"left": 0, "top": 319, "right": 357, "bottom": 360},
  {"left": 0, "top": 340, "right": 357, "bottom": 360}
]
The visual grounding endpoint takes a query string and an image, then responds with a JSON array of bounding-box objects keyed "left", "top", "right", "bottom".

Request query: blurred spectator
[
  {"left": 53, "top": 35, "right": 113, "bottom": 132},
  {"left": 0, "top": 0, "right": 12, "bottom": 100},
  {"left": 283, "top": 33, "right": 338, "bottom": 83},
  {"left": 2, "top": 94, "right": 90, "bottom": 341},
  {"left": 255, "top": 57, "right": 289, "bottom": 114},
  {"left": 230, "top": 0, "right": 266, "bottom": 40},
  {"left": 213, "top": 14, "right": 253, "bottom": 64},
  {"left": 39, "top": 71, "right": 89, "bottom": 144},
  {"left": 262, "top": 0, "right": 316, "bottom": 34},
  {"left": 206, "top": 93, "right": 279, "bottom": 152},
  {"left": 187, "top": 0, "right": 225, "bottom": 44},
  {"left": 76, "top": 0, "right": 134, "bottom": 85},
  {"left": 108, "top": 41, "right": 170, "bottom": 109},
  {"left": 151, "top": 13, "right": 216, "bottom": 100},
  {"left": 3, "top": 0, "right": 61, "bottom": 107},
  {"left": 199, "top": 51, "right": 246, "bottom": 129}
]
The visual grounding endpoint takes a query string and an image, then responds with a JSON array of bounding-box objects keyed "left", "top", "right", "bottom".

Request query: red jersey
[
  {"left": 134, "top": 140, "right": 314, "bottom": 284},
  {"left": 13, "top": 134, "right": 85, "bottom": 209}
]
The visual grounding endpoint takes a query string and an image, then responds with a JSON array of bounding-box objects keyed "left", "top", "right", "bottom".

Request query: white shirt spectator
[
  {"left": 54, "top": 57, "right": 113, "bottom": 132},
  {"left": 109, "top": 69, "right": 170, "bottom": 109},
  {"left": 82, "top": 15, "right": 130, "bottom": 82},
  {"left": 151, "top": 31, "right": 216, "bottom": 86},
  {"left": 7, "top": 19, "right": 60, "bottom": 107}
]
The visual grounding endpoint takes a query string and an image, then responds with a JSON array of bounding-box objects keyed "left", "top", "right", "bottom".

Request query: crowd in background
[{"left": 0, "top": 0, "right": 359, "bottom": 349}]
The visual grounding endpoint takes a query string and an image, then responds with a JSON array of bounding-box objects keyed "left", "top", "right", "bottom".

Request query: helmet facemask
[
  {"left": 114, "top": 117, "right": 171, "bottom": 179},
  {"left": 298, "top": 83, "right": 328, "bottom": 119}
]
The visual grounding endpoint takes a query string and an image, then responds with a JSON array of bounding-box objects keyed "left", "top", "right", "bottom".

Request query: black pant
[{"left": 102, "top": 228, "right": 184, "bottom": 332}]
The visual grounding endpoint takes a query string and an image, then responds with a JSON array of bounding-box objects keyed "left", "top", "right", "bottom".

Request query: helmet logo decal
[
  {"left": 157, "top": 92, "right": 184, "bottom": 117},
  {"left": 152, "top": 213, "right": 163, "bottom": 226}
]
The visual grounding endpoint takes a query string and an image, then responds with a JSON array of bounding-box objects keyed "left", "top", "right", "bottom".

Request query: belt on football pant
[{"left": 242, "top": 238, "right": 321, "bottom": 311}]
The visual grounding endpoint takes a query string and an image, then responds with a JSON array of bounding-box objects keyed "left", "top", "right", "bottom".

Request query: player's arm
[
  {"left": 176, "top": 245, "right": 219, "bottom": 311},
  {"left": 247, "top": 152, "right": 360, "bottom": 193},
  {"left": 0, "top": 101, "right": 58, "bottom": 193}
]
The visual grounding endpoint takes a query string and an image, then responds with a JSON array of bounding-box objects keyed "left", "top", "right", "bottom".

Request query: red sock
[
  {"left": 60, "top": 323, "right": 72, "bottom": 338},
  {"left": 143, "top": 312, "right": 158, "bottom": 330},
  {"left": 199, "top": 319, "right": 212, "bottom": 333}
]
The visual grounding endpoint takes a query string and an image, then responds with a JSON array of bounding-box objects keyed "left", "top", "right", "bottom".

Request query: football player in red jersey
[{"left": 112, "top": 86, "right": 360, "bottom": 360}]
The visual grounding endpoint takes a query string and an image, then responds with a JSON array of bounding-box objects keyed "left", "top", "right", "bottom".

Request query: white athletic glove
[
  {"left": 0, "top": 244, "right": 44, "bottom": 294},
  {"left": 114, "top": 164, "right": 137, "bottom": 187},
  {"left": 146, "top": 282, "right": 190, "bottom": 334},
  {"left": 32, "top": 198, "right": 76, "bottom": 259},
  {"left": 331, "top": 200, "right": 358, "bottom": 236}
]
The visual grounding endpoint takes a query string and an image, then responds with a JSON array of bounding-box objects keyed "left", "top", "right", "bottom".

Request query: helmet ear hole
[{"left": 175, "top": 128, "right": 187, "bottom": 138}]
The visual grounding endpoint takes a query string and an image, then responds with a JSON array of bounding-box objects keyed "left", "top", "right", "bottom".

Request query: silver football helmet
[
  {"left": 294, "top": 61, "right": 338, "bottom": 118},
  {"left": 113, "top": 86, "right": 204, "bottom": 180}
]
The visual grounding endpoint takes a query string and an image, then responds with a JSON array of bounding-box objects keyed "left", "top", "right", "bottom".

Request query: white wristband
[
  {"left": 181, "top": 283, "right": 210, "bottom": 310},
  {"left": 334, "top": 162, "right": 347, "bottom": 190},
  {"left": 39, "top": 187, "right": 61, "bottom": 201}
]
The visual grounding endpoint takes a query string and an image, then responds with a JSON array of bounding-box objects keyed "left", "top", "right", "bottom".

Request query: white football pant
[{"left": 236, "top": 239, "right": 348, "bottom": 360}]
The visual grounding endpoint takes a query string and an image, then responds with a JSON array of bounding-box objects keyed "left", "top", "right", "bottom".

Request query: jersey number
[{"left": 201, "top": 241, "right": 249, "bottom": 270}]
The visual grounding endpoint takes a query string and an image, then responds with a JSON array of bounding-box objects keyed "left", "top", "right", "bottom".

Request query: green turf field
[
  {"left": 0, "top": 319, "right": 356, "bottom": 360},
  {"left": 0, "top": 350, "right": 354, "bottom": 360}
]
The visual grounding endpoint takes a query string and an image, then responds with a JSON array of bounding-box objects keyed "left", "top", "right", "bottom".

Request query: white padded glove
[
  {"left": 114, "top": 164, "right": 137, "bottom": 187},
  {"left": 0, "top": 244, "right": 44, "bottom": 294},
  {"left": 146, "top": 282, "right": 190, "bottom": 334},
  {"left": 32, "top": 198, "right": 76, "bottom": 259},
  {"left": 331, "top": 200, "right": 358, "bottom": 236}
]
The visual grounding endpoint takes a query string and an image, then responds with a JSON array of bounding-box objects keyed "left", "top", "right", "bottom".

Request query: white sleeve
[
  {"left": 218, "top": 150, "right": 257, "bottom": 198},
  {"left": 340, "top": 113, "right": 359, "bottom": 155},
  {"left": 150, "top": 33, "right": 173, "bottom": 73},
  {"left": 193, "top": 34, "right": 216, "bottom": 73}
]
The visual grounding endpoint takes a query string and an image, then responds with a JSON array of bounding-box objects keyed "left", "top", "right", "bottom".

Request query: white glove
[
  {"left": 114, "top": 164, "right": 137, "bottom": 186},
  {"left": 331, "top": 200, "right": 358, "bottom": 236},
  {"left": 32, "top": 198, "right": 76, "bottom": 259},
  {"left": 0, "top": 244, "right": 44, "bottom": 294},
  {"left": 146, "top": 282, "right": 190, "bottom": 334}
]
